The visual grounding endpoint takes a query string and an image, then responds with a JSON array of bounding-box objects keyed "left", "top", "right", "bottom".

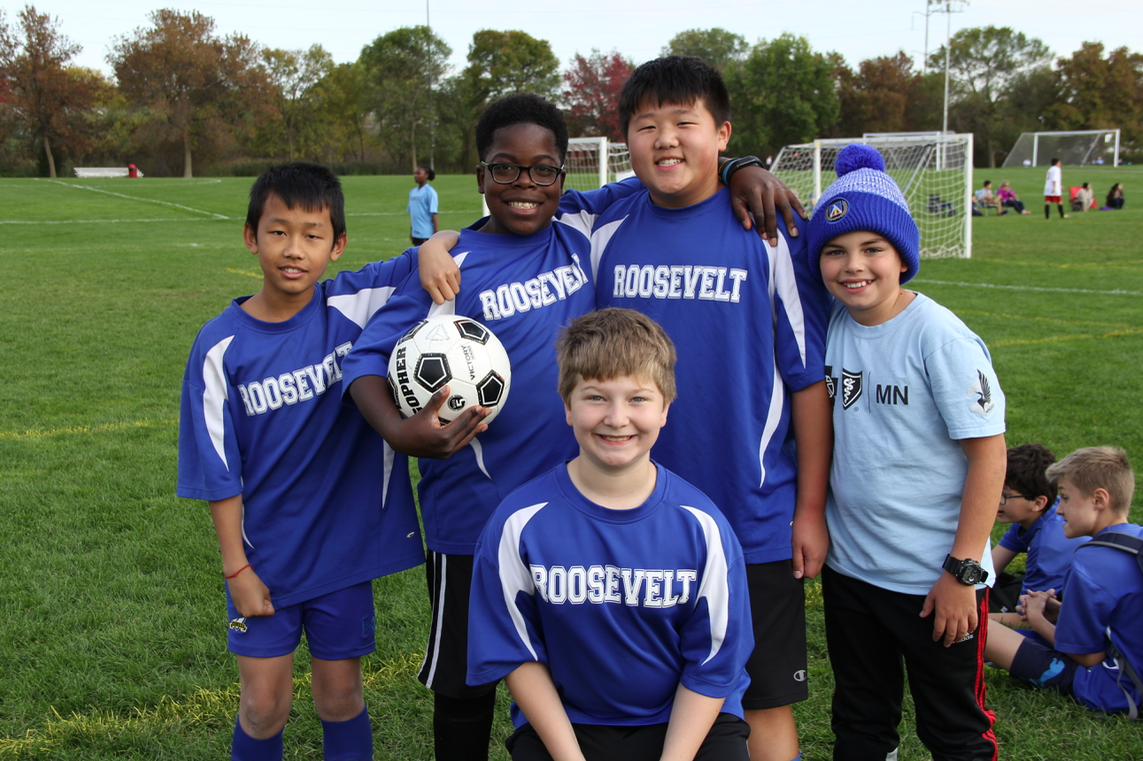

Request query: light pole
[{"left": 427, "top": 0, "right": 435, "bottom": 171}]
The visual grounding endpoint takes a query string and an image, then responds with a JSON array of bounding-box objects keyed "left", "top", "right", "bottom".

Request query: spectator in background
[
  {"left": 408, "top": 164, "right": 439, "bottom": 245},
  {"left": 997, "top": 181, "right": 1030, "bottom": 215},
  {"left": 1072, "top": 182, "right": 1094, "bottom": 212},
  {"left": 1044, "top": 158, "right": 1068, "bottom": 220},
  {"left": 975, "top": 180, "right": 1006, "bottom": 215},
  {"left": 1106, "top": 183, "right": 1125, "bottom": 210}
]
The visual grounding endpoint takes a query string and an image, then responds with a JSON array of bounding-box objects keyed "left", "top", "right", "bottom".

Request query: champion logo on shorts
[
  {"left": 825, "top": 198, "right": 849, "bottom": 223},
  {"left": 229, "top": 617, "right": 248, "bottom": 633}
]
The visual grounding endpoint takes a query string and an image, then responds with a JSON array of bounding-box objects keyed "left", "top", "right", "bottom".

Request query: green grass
[{"left": 2, "top": 172, "right": 1142, "bottom": 759}]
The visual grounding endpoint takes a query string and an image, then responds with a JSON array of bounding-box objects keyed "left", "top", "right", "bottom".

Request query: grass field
[{"left": 1, "top": 168, "right": 1142, "bottom": 760}]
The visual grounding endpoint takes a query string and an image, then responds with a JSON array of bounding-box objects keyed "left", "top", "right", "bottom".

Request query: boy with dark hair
[
  {"left": 571, "top": 55, "right": 832, "bottom": 761},
  {"left": 468, "top": 308, "right": 753, "bottom": 761},
  {"left": 342, "top": 93, "right": 621, "bottom": 761},
  {"left": 990, "top": 443, "right": 1089, "bottom": 625},
  {"left": 178, "top": 162, "right": 427, "bottom": 760},
  {"left": 808, "top": 143, "right": 1006, "bottom": 760},
  {"left": 985, "top": 447, "right": 1143, "bottom": 717}
]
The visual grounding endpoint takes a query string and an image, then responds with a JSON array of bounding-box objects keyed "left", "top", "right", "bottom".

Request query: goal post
[
  {"left": 564, "top": 137, "right": 635, "bottom": 191},
  {"left": 1001, "top": 129, "right": 1120, "bottom": 168},
  {"left": 771, "top": 133, "right": 975, "bottom": 260}
]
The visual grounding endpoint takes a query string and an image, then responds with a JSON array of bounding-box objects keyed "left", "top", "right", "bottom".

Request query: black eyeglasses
[
  {"left": 999, "top": 492, "right": 1035, "bottom": 506},
  {"left": 480, "top": 162, "right": 564, "bottom": 186}
]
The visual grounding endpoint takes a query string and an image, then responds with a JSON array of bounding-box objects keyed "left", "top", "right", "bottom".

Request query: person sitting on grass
[
  {"left": 984, "top": 446, "right": 1143, "bottom": 717},
  {"left": 468, "top": 307, "right": 754, "bottom": 761},
  {"left": 1106, "top": 183, "right": 1125, "bottom": 210},
  {"left": 997, "top": 181, "right": 1030, "bottom": 215},
  {"left": 177, "top": 162, "right": 428, "bottom": 761},
  {"left": 990, "top": 444, "right": 1089, "bottom": 627},
  {"left": 975, "top": 180, "right": 1006, "bottom": 215}
]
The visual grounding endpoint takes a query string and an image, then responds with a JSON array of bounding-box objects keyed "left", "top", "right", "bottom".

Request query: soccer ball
[{"left": 388, "top": 315, "right": 512, "bottom": 424}]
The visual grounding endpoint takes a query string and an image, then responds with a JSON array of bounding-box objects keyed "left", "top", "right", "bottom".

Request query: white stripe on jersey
[
  {"left": 497, "top": 502, "right": 549, "bottom": 660},
  {"left": 328, "top": 286, "right": 398, "bottom": 329},
  {"left": 203, "top": 335, "right": 235, "bottom": 470},
  {"left": 769, "top": 233, "right": 809, "bottom": 368},
  {"left": 758, "top": 363, "right": 785, "bottom": 488},
  {"left": 588, "top": 217, "right": 628, "bottom": 282},
  {"left": 680, "top": 505, "right": 731, "bottom": 665}
]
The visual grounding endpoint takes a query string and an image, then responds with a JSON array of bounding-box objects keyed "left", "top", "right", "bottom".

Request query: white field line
[
  {"left": 913, "top": 278, "right": 1143, "bottom": 297},
  {"left": 35, "top": 178, "right": 229, "bottom": 219}
]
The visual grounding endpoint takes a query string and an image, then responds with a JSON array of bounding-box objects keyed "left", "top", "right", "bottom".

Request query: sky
[{"left": 13, "top": 0, "right": 1142, "bottom": 81}]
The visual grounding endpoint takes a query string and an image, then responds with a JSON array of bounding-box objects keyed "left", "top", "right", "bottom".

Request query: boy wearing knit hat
[{"left": 809, "top": 144, "right": 1008, "bottom": 761}]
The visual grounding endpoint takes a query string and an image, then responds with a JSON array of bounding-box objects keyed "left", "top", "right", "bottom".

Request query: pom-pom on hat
[{"left": 807, "top": 144, "right": 921, "bottom": 284}]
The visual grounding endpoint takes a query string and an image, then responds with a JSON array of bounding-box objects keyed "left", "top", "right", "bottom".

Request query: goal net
[
  {"left": 1001, "top": 130, "right": 1120, "bottom": 168},
  {"left": 771, "top": 133, "right": 974, "bottom": 259},
  {"left": 564, "top": 137, "right": 635, "bottom": 191}
]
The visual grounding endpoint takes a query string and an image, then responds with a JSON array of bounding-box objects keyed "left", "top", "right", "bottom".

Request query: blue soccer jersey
[
  {"left": 1056, "top": 523, "right": 1143, "bottom": 713},
  {"left": 824, "top": 295, "right": 1007, "bottom": 595},
  {"left": 178, "top": 258, "right": 424, "bottom": 609},
  {"left": 468, "top": 463, "right": 752, "bottom": 728},
  {"left": 998, "top": 499, "right": 1090, "bottom": 595},
  {"left": 341, "top": 219, "right": 599, "bottom": 555},
  {"left": 577, "top": 187, "right": 829, "bottom": 564}
]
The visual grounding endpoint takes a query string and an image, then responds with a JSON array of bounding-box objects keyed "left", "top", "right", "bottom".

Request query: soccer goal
[
  {"left": 771, "top": 133, "right": 974, "bottom": 259},
  {"left": 1001, "top": 129, "right": 1120, "bottom": 168},
  {"left": 564, "top": 137, "right": 635, "bottom": 191}
]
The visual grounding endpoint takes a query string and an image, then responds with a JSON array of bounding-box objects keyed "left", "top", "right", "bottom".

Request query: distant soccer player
[
  {"left": 468, "top": 308, "right": 754, "bottom": 761},
  {"left": 1044, "top": 158, "right": 1069, "bottom": 219},
  {"left": 178, "top": 162, "right": 429, "bottom": 761}
]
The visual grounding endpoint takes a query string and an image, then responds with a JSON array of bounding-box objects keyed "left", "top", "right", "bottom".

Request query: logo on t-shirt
[
  {"left": 968, "top": 370, "right": 995, "bottom": 416},
  {"left": 825, "top": 366, "right": 837, "bottom": 405},
  {"left": 842, "top": 368, "right": 863, "bottom": 409}
]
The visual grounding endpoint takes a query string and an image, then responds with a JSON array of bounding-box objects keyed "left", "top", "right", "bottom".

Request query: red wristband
[{"left": 224, "top": 563, "right": 252, "bottom": 580}]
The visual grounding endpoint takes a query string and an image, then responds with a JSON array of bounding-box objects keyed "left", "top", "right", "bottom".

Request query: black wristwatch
[
  {"left": 719, "top": 156, "right": 765, "bottom": 186},
  {"left": 943, "top": 555, "right": 989, "bottom": 586}
]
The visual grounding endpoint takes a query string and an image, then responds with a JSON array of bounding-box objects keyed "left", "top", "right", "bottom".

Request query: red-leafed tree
[{"left": 562, "top": 49, "right": 632, "bottom": 140}]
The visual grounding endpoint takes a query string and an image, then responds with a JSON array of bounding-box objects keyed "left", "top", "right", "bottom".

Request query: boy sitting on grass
[
  {"left": 177, "top": 163, "right": 428, "bottom": 760},
  {"left": 468, "top": 308, "right": 753, "bottom": 761},
  {"left": 808, "top": 144, "right": 1007, "bottom": 760},
  {"left": 984, "top": 446, "right": 1143, "bottom": 717},
  {"left": 990, "top": 443, "right": 1089, "bottom": 626}
]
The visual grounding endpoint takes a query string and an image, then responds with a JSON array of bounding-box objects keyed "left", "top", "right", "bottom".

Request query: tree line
[{"left": 1, "top": 6, "right": 1139, "bottom": 177}]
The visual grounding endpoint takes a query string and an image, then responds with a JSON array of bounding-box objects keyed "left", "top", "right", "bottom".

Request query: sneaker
[{"left": 1062, "top": 214, "right": 1071, "bottom": 219}]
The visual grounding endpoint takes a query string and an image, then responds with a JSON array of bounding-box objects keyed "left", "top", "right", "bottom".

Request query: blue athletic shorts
[
  {"left": 1009, "top": 636, "right": 1079, "bottom": 696},
  {"left": 225, "top": 580, "right": 377, "bottom": 660}
]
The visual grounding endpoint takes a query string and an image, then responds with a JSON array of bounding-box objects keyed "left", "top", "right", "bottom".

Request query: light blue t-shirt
[
  {"left": 824, "top": 293, "right": 1007, "bottom": 595},
  {"left": 408, "top": 183, "right": 439, "bottom": 239}
]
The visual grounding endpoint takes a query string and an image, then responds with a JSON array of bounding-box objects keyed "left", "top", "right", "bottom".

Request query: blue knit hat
[{"left": 807, "top": 144, "right": 921, "bottom": 284}]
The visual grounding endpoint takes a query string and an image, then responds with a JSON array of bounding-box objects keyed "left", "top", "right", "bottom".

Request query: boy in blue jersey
[
  {"left": 561, "top": 56, "right": 832, "bottom": 761},
  {"left": 990, "top": 443, "right": 1089, "bottom": 626},
  {"left": 468, "top": 308, "right": 753, "bottom": 761},
  {"left": 808, "top": 144, "right": 1007, "bottom": 760},
  {"left": 985, "top": 447, "right": 1143, "bottom": 716},
  {"left": 177, "top": 163, "right": 433, "bottom": 761}
]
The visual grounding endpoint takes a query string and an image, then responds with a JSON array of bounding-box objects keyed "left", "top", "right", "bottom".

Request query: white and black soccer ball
[{"left": 387, "top": 315, "right": 512, "bottom": 424}]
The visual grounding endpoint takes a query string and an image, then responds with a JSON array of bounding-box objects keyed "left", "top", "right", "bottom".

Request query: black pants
[
  {"left": 505, "top": 713, "right": 750, "bottom": 761},
  {"left": 822, "top": 567, "right": 997, "bottom": 761}
]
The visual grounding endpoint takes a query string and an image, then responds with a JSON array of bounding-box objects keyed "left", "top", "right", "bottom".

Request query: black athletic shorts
[
  {"left": 417, "top": 550, "right": 498, "bottom": 699},
  {"left": 505, "top": 713, "right": 749, "bottom": 761},
  {"left": 742, "top": 560, "right": 809, "bottom": 709}
]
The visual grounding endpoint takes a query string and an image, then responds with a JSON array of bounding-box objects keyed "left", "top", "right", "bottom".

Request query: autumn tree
[
  {"left": 109, "top": 9, "right": 271, "bottom": 177},
  {"left": 359, "top": 26, "right": 449, "bottom": 172},
  {"left": 1051, "top": 42, "right": 1143, "bottom": 147},
  {"left": 662, "top": 28, "right": 748, "bottom": 73},
  {"left": 310, "top": 62, "right": 371, "bottom": 163},
  {"left": 0, "top": 6, "right": 103, "bottom": 177},
  {"left": 562, "top": 49, "right": 632, "bottom": 140},
  {"left": 930, "top": 26, "right": 1052, "bottom": 167},
  {"left": 727, "top": 34, "right": 839, "bottom": 157},
  {"left": 261, "top": 44, "right": 334, "bottom": 161}
]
